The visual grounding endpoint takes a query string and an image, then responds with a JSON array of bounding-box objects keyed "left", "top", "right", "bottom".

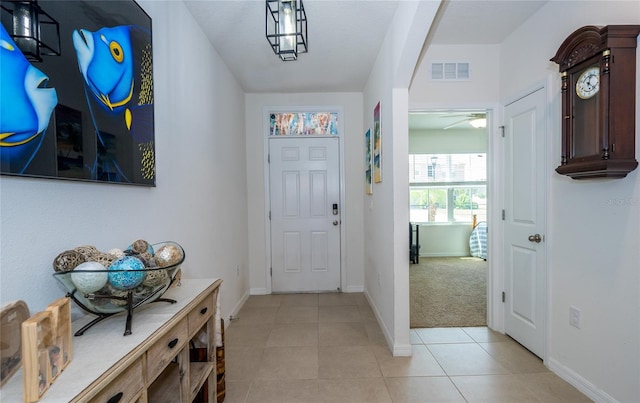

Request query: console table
[{"left": 1, "top": 278, "right": 222, "bottom": 402}]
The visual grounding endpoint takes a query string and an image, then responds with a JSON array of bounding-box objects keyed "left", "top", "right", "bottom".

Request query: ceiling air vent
[{"left": 430, "top": 62, "right": 470, "bottom": 81}]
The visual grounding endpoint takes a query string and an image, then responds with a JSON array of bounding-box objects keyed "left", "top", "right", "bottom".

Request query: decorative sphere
[
  {"left": 136, "top": 251, "right": 153, "bottom": 266},
  {"left": 155, "top": 244, "right": 183, "bottom": 268},
  {"left": 74, "top": 245, "right": 99, "bottom": 258},
  {"left": 53, "top": 250, "right": 86, "bottom": 272},
  {"left": 108, "top": 256, "right": 146, "bottom": 290},
  {"left": 108, "top": 248, "right": 126, "bottom": 259},
  {"left": 71, "top": 262, "right": 108, "bottom": 294},
  {"left": 128, "top": 239, "right": 154, "bottom": 255},
  {"left": 142, "top": 269, "right": 169, "bottom": 287}
]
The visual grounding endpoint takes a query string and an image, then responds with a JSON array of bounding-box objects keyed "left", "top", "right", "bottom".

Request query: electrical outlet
[
  {"left": 236, "top": 264, "right": 240, "bottom": 277},
  {"left": 569, "top": 306, "right": 581, "bottom": 329},
  {"left": 377, "top": 272, "right": 381, "bottom": 287}
]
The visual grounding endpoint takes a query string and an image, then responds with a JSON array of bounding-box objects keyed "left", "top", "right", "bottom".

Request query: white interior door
[
  {"left": 269, "top": 137, "right": 341, "bottom": 292},
  {"left": 503, "top": 87, "right": 547, "bottom": 358}
]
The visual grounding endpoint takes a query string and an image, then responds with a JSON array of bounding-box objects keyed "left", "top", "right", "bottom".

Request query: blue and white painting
[
  {"left": 0, "top": 24, "right": 58, "bottom": 174},
  {"left": 0, "top": 0, "right": 155, "bottom": 186}
]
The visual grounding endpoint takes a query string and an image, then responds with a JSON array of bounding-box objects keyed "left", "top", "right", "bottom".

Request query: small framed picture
[
  {"left": 22, "top": 312, "right": 54, "bottom": 401},
  {"left": 0, "top": 300, "right": 30, "bottom": 388},
  {"left": 45, "top": 298, "right": 72, "bottom": 379},
  {"left": 22, "top": 299, "right": 73, "bottom": 401}
]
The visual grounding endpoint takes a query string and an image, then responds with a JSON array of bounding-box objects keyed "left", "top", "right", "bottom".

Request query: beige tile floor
[{"left": 222, "top": 293, "right": 591, "bottom": 403}]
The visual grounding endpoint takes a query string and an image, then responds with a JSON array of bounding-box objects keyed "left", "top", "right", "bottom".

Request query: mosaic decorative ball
[
  {"left": 71, "top": 262, "right": 108, "bottom": 294},
  {"left": 154, "top": 244, "right": 183, "bottom": 268},
  {"left": 108, "top": 256, "right": 146, "bottom": 290}
]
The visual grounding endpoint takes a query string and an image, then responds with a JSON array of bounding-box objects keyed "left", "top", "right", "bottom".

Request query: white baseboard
[
  {"left": 363, "top": 291, "right": 392, "bottom": 352},
  {"left": 393, "top": 343, "right": 413, "bottom": 356},
  {"left": 226, "top": 290, "right": 250, "bottom": 327},
  {"left": 547, "top": 358, "right": 618, "bottom": 403},
  {"left": 363, "top": 291, "right": 411, "bottom": 356},
  {"left": 249, "top": 287, "right": 269, "bottom": 295},
  {"left": 420, "top": 253, "right": 469, "bottom": 258},
  {"left": 250, "top": 287, "right": 363, "bottom": 293}
]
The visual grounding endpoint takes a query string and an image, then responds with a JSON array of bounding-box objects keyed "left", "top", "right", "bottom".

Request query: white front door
[
  {"left": 269, "top": 137, "right": 341, "bottom": 292},
  {"left": 503, "top": 87, "right": 547, "bottom": 358}
]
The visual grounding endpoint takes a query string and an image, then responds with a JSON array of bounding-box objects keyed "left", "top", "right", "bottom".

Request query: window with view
[{"left": 409, "top": 153, "right": 486, "bottom": 224}]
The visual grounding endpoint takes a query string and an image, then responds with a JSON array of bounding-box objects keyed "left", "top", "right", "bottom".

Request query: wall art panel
[{"left": 0, "top": 0, "right": 155, "bottom": 186}]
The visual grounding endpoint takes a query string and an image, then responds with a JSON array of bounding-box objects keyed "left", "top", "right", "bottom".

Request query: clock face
[{"left": 575, "top": 66, "right": 600, "bottom": 99}]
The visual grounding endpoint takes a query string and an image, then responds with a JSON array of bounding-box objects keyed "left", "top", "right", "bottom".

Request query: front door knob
[
  {"left": 333, "top": 220, "right": 339, "bottom": 226},
  {"left": 528, "top": 234, "right": 542, "bottom": 243}
]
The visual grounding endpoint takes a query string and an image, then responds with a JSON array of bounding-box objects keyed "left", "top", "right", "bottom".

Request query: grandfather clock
[{"left": 551, "top": 25, "right": 640, "bottom": 179}]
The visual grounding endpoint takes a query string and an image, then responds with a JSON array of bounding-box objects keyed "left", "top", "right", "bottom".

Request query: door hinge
[
  {"left": 499, "top": 125, "right": 505, "bottom": 137},
  {"left": 502, "top": 291, "right": 506, "bottom": 303},
  {"left": 270, "top": 267, "right": 272, "bottom": 276},
  {"left": 268, "top": 154, "right": 270, "bottom": 163},
  {"left": 502, "top": 210, "right": 505, "bottom": 220},
  {"left": 269, "top": 211, "right": 271, "bottom": 220}
]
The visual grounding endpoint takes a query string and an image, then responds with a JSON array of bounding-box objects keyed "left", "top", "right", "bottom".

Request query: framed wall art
[
  {"left": 365, "top": 128, "right": 372, "bottom": 195},
  {"left": 373, "top": 101, "right": 382, "bottom": 183},
  {"left": 0, "top": 0, "right": 155, "bottom": 186}
]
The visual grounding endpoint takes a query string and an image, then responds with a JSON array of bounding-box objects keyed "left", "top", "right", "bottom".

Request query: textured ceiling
[
  {"left": 429, "top": 0, "right": 547, "bottom": 45},
  {"left": 183, "top": 0, "right": 547, "bottom": 98},
  {"left": 183, "top": 0, "right": 400, "bottom": 93}
]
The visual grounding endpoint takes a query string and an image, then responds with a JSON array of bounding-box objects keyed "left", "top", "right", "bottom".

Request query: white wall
[
  {"left": 362, "top": 1, "right": 439, "bottom": 356},
  {"left": 409, "top": 2, "right": 640, "bottom": 400},
  {"left": 417, "top": 225, "right": 472, "bottom": 257},
  {"left": 410, "top": 44, "right": 501, "bottom": 107},
  {"left": 500, "top": 2, "right": 640, "bottom": 402},
  {"left": 244, "top": 93, "right": 365, "bottom": 294},
  {"left": 0, "top": 1, "right": 249, "bottom": 327},
  {"left": 409, "top": 128, "right": 488, "bottom": 154}
]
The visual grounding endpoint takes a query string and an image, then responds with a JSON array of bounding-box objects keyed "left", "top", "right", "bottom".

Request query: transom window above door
[{"left": 269, "top": 112, "right": 339, "bottom": 136}]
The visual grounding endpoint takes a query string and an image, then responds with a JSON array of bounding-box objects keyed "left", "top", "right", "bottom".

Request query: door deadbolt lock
[
  {"left": 332, "top": 203, "right": 339, "bottom": 215},
  {"left": 528, "top": 234, "right": 542, "bottom": 243}
]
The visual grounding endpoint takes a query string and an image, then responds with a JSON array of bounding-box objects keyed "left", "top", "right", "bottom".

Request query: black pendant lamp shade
[{"left": 265, "top": 0, "right": 308, "bottom": 61}]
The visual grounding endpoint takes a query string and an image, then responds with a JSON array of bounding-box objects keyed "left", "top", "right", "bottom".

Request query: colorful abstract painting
[
  {"left": 365, "top": 128, "right": 372, "bottom": 195},
  {"left": 0, "top": 1, "right": 155, "bottom": 186},
  {"left": 373, "top": 102, "right": 382, "bottom": 183},
  {"left": 269, "top": 112, "right": 338, "bottom": 136}
]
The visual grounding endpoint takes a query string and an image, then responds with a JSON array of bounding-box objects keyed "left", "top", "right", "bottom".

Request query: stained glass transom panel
[{"left": 270, "top": 112, "right": 339, "bottom": 136}]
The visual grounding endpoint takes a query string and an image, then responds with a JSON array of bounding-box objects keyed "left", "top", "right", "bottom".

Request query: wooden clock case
[{"left": 551, "top": 25, "right": 640, "bottom": 179}]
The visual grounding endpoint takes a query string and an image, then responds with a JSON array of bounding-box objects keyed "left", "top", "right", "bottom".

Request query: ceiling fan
[{"left": 441, "top": 113, "right": 487, "bottom": 130}]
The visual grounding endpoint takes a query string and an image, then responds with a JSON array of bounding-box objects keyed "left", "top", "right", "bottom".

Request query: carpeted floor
[{"left": 410, "top": 257, "right": 487, "bottom": 328}]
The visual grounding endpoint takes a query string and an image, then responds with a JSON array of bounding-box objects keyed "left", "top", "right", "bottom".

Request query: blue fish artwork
[
  {"left": 73, "top": 26, "right": 135, "bottom": 113},
  {"left": 72, "top": 25, "right": 154, "bottom": 182},
  {"left": 0, "top": 24, "right": 58, "bottom": 172}
]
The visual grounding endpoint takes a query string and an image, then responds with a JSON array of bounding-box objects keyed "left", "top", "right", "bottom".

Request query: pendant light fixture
[
  {"left": 265, "top": 0, "right": 307, "bottom": 61},
  {"left": 1, "top": 0, "right": 61, "bottom": 62}
]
